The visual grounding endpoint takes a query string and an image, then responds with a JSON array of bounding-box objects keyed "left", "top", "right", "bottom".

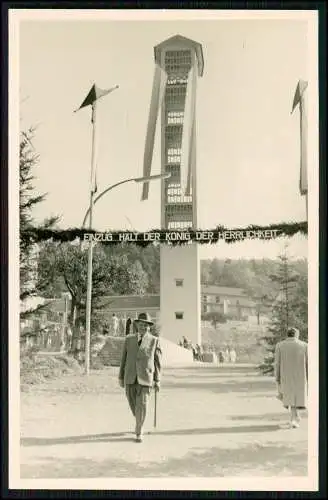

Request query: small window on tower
[
  {"left": 175, "top": 279, "right": 184, "bottom": 287},
  {"left": 175, "top": 312, "right": 184, "bottom": 320}
]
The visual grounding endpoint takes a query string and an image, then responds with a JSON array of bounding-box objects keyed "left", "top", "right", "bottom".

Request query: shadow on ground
[
  {"left": 229, "top": 412, "right": 308, "bottom": 422},
  {"left": 165, "top": 378, "right": 274, "bottom": 393},
  {"left": 21, "top": 424, "right": 281, "bottom": 447},
  {"left": 20, "top": 441, "right": 307, "bottom": 478}
]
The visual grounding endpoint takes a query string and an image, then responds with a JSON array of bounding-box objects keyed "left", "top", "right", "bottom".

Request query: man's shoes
[
  {"left": 291, "top": 420, "right": 300, "bottom": 428},
  {"left": 135, "top": 434, "right": 143, "bottom": 443}
]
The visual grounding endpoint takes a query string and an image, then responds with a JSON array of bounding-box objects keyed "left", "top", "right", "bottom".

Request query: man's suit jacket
[{"left": 119, "top": 332, "right": 162, "bottom": 387}]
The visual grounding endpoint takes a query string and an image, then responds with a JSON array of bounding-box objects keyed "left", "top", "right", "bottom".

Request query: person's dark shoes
[{"left": 135, "top": 434, "right": 143, "bottom": 443}]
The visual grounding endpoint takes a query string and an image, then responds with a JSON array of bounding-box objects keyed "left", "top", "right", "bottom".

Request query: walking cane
[{"left": 153, "top": 388, "right": 157, "bottom": 430}]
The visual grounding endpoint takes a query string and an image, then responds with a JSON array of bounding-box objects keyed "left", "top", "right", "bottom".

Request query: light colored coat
[
  {"left": 119, "top": 332, "right": 161, "bottom": 387},
  {"left": 275, "top": 337, "right": 308, "bottom": 408}
]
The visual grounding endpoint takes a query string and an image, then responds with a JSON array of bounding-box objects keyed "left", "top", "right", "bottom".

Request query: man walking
[
  {"left": 275, "top": 327, "right": 308, "bottom": 428},
  {"left": 119, "top": 312, "right": 162, "bottom": 443}
]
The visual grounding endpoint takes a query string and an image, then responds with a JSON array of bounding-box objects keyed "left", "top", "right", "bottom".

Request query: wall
[{"left": 160, "top": 243, "right": 201, "bottom": 345}]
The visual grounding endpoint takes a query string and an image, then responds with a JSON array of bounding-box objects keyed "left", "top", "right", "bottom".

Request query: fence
[{"left": 20, "top": 309, "right": 70, "bottom": 352}]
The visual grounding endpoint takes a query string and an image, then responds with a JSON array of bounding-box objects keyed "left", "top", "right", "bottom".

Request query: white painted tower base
[{"left": 160, "top": 243, "right": 201, "bottom": 346}]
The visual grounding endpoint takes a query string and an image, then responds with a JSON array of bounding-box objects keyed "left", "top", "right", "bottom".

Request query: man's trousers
[{"left": 125, "top": 381, "right": 151, "bottom": 436}]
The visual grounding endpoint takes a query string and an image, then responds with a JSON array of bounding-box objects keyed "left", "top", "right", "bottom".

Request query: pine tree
[
  {"left": 259, "top": 248, "right": 307, "bottom": 374},
  {"left": 20, "top": 127, "right": 59, "bottom": 319}
]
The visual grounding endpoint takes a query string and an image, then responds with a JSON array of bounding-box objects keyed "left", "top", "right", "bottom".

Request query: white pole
[
  {"left": 306, "top": 193, "right": 308, "bottom": 222},
  {"left": 85, "top": 100, "right": 98, "bottom": 375}
]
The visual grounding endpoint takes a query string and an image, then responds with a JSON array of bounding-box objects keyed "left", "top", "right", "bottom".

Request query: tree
[
  {"left": 106, "top": 243, "right": 160, "bottom": 293},
  {"left": 128, "top": 260, "right": 149, "bottom": 295},
  {"left": 200, "top": 259, "right": 212, "bottom": 284},
  {"left": 20, "top": 127, "right": 58, "bottom": 319},
  {"left": 244, "top": 277, "right": 277, "bottom": 325},
  {"left": 260, "top": 251, "right": 308, "bottom": 374},
  {"left": 207, "top": 258, "right": 225, "bottom": 285},
  {"left": 37, "top": 241, "right": 149, "bottom": 331}
]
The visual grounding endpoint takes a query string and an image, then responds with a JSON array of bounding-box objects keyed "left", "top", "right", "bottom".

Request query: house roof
[
  {"left": 154, "top": 34, "right": 204, "bottom": 76},
  {"left": 202, "top": 285, "right": 247, "bottom": 297},
  {"left": 43, "top": 284, "right": 257, "bottom": 314},
  {"left": 99, "top": 295, "right": 160, "bottom": 311},
  {"left": 43, "top": 297, "right": 68, "bottom": 313}
]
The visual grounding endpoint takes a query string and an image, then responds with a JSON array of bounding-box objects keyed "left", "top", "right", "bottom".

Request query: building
[
  {"left": 143, "top": 35, "right": 204, "bottom": 345},
  {"left": 201, "top": 285, "right": 257, "bottom": 319},
  {"left": 98, "top": 295, "right": 160, "bottom": 332},
  {"left": 97, "top": 285, "right": 256, "bottom": 332}
]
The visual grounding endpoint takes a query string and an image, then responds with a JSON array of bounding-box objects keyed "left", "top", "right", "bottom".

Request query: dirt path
[{"left": 20, "top": 363, "right": 308, "bottom": 478}]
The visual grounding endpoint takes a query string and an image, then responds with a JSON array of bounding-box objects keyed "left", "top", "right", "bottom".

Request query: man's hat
[
  {"left": 135, "top": 312, "right": 154, "bottom": 326},
  {"left": 287, "top": 327, "right": 299, "bottom": 337}
]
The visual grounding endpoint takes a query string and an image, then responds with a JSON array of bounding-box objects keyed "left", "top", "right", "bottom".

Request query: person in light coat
[
  {"left": 119, "top": 312, "right": 161, "bottom": 443},
  {"left": 275, "top": 327, "right": 308, "bottom": 428},
  {"left": 229, "top": 347, "right": 237, "bottom": 363}
]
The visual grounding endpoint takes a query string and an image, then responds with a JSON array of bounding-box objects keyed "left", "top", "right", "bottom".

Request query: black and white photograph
[{"left": 8, "top": 8, "right": 319, "bottom": 491}]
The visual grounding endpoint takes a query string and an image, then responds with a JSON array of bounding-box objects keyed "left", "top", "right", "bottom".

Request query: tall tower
[{"left": 141, "top": 35, "right": 204, "bottom": 345}]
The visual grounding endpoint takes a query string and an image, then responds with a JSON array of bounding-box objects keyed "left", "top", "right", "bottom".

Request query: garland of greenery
[{"left": 20, "top": 221, "right": 307, "bottom": 247}]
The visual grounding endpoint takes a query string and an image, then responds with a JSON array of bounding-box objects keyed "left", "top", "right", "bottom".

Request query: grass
[{"left": 201, "top": 319, "right": 270, "bottom": 364}]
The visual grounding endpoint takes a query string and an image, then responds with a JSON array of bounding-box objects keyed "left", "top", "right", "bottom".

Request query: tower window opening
[
  {"left": 168, "top": 221, "right": 193, "bottom": 230},
  {"left": 165, "top": 50, "right": 192, "bottom": 76},
  {"left": 166, "top": 129, "right": 183, "bottom": 148},
  {"left": 167, "top": 154, "right": 181, "bottom": 164},
  {"left": 175, "top": 312, "right": 184, "bottom": 320},
  {"left": 167, "top": 76, "right": 188, "bottom": 85},
  {"left": 167, "top": 148, "right": 181, "bottom": 155},
  {"left": 167, "top": 111, "right": 184, "bottom": 125}
]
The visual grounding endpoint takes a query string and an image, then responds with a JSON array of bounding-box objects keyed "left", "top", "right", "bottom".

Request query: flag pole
[
  {"left": 299, "top": 91, "right": 308, "bottom": 222},
  {"left": 85, "top": 100, "right": 98, "bottom": 375},
  {"left": 75, "top": 84, "right": 119, "bottom": 375}
]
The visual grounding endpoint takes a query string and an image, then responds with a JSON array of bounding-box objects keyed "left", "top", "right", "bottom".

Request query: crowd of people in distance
[
  {"left": 178, "top": 336, "right": 237, "bottom": 363},
  {"left": 218, "top": 346, "right": 237, "bottom": 363},
  {"left": 102, "top": 313, "right": 138, "bottom": 337}
]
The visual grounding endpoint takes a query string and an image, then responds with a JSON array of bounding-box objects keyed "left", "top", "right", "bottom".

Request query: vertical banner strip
[
  {"left": 186, "top": 114, "right": 196, "bottom": 198},
  {"left": 180, "top": 59, "right": 196, "bottom": 196},
  {"left": 186, "top": 76, "right": 197, "bottom": 197},
  {"left": 299, "top": 91, "right": 308, "bottom": 195},
  {"left": 141, "top": 65, "right": 167, "bottom": 201}
]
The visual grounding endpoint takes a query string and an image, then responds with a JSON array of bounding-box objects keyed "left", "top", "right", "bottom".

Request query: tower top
[{"left": 154, "top": 34, "right": 204, "bottom": 77}]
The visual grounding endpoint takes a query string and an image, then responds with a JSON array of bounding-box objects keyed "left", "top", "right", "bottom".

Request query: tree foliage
[
  {"left": 259, "top": 252, "right": 308, "bottom": 375},
  {"left": 20, "top": 127, "right": 59, "bottom": 318},
  {"left": 37, "top": 241, "right": 149, "bottom": 330},
  {"left": 105, "top": 243, "right": 160, "bottom": 294}
]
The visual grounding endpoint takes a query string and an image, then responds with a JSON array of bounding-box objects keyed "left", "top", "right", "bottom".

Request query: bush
[{"left": 20, "top": 348, "right": 82, "bottom": 388}]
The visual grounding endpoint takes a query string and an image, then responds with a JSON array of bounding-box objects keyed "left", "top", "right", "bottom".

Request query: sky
[{"left": 17, "top": 11, "right": 315, "bottom": 260}]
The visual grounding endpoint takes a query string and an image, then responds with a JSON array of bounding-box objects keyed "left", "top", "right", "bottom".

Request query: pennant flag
[
  {"left": 141, "top": 65, "right": 167, "bottom": 201},
  {"left": 291, "top": 80, "right": 308, "bottom": 196},
  {"left": 180, "top": 59, "right": 197, "bottom": 196},
  {"left": 75, "top": 84, "right": 119, "bottom": 113},
  {"left": 75, "top": 83, "right": 118, "bottom": 213}
]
